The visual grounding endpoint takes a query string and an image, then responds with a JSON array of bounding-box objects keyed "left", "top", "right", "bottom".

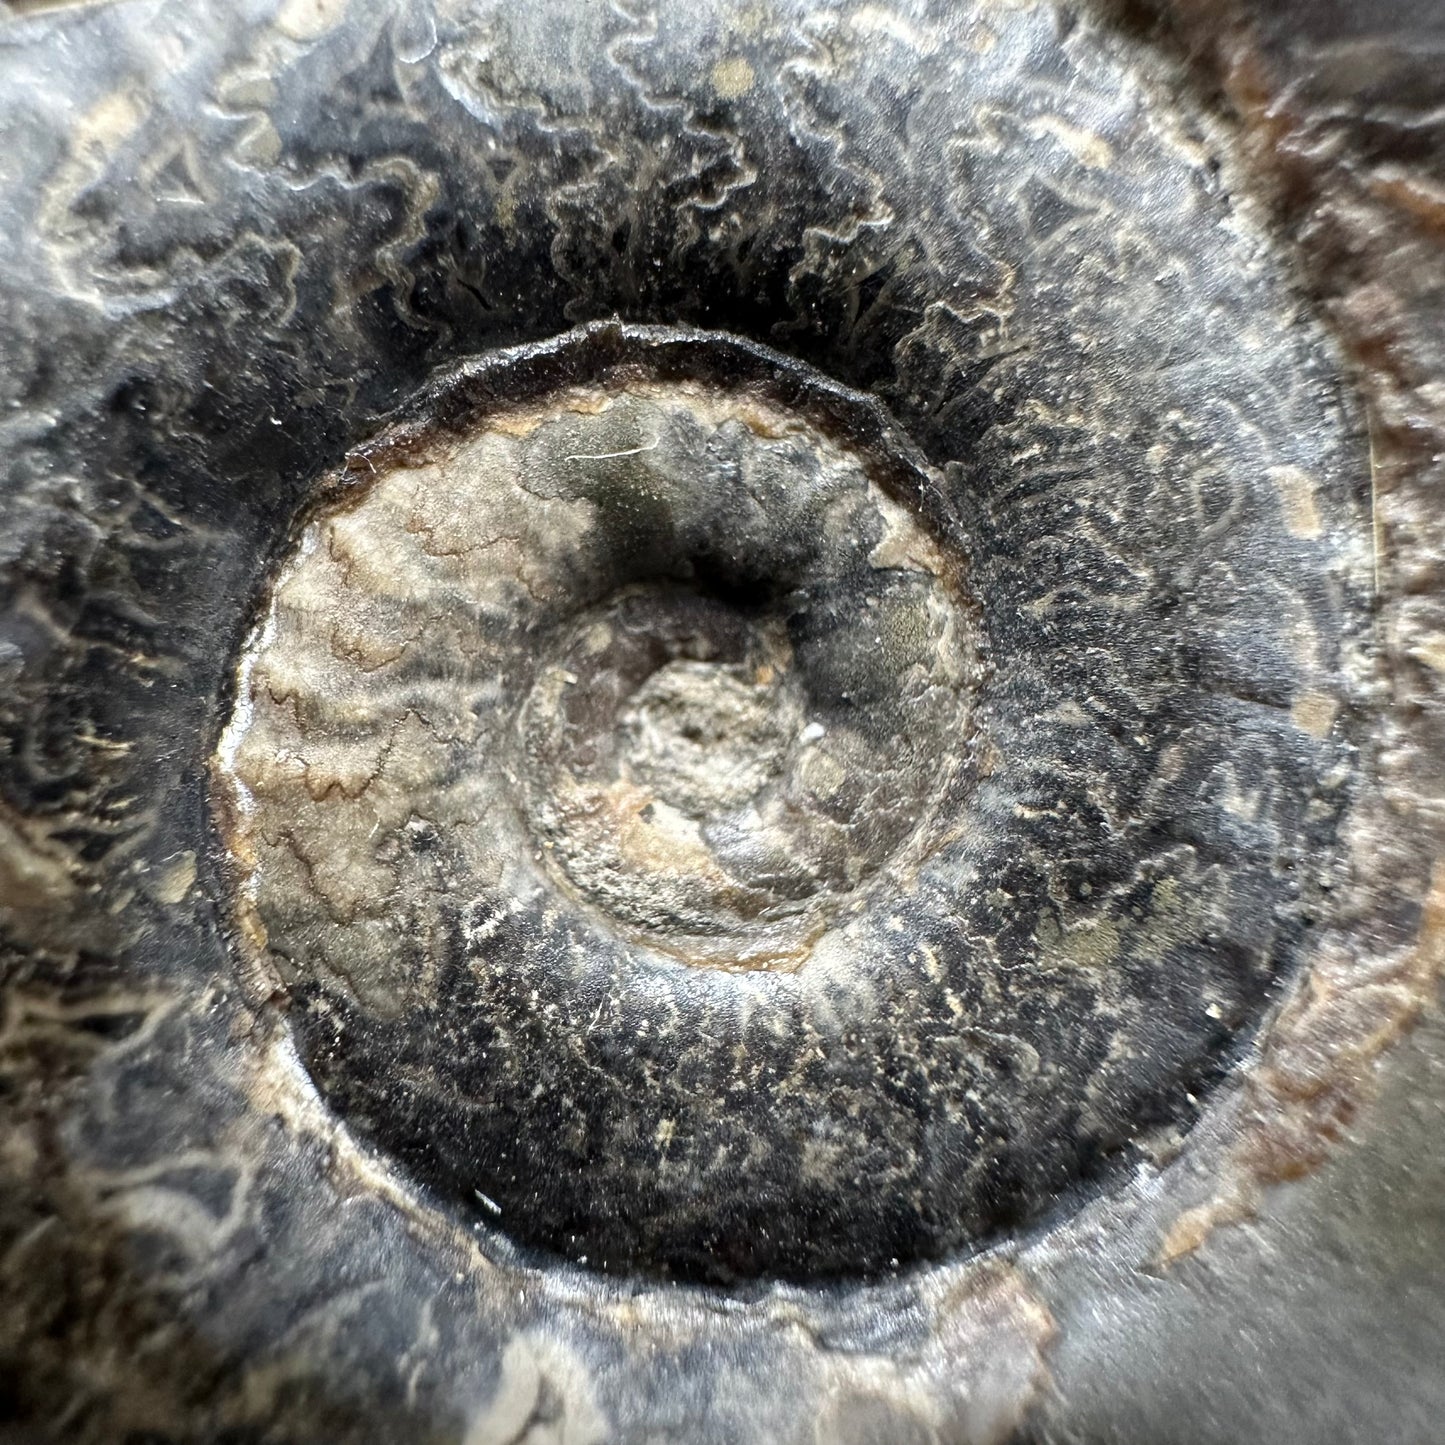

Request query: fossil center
[
  {"left": 621, "top": 657, "right": 794, "bottom": 815},
  {"left": 520, "top": 564, "right": 972, "bottom": 965}
]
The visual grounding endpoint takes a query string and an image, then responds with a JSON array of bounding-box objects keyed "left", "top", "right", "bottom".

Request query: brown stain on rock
[
  {"left": 1123, "top": 0, "right": 1445, "bottom": 1270},
  {"left": 1158, "top": 860, "right": 1445, "bottom": 1267}
]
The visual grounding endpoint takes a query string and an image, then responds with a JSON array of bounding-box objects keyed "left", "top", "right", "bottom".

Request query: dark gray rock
[{"left": 0, "top": 0, "right": 1440, "bottom": 1441}]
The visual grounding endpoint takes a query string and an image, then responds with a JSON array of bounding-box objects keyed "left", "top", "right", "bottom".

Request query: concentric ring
[{"left": 214, "top": 323, "right": 1357, "bottom": 1284}]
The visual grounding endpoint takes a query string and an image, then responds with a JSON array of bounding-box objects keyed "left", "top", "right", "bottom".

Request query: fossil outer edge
[{"left": 0, "top": 0, "right": 1441, "bottom": 1442}]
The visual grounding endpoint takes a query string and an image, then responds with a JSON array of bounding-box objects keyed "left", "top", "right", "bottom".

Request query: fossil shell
[{"left": 1, "top": 0, "right": 1442, "bottom": 1440}]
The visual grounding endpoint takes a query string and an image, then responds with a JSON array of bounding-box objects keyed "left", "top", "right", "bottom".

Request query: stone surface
[{"left": 0, "top": 0, "right": 1440, "bottom": 1440}]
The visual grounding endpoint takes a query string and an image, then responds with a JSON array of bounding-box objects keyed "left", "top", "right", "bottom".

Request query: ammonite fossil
[{"left": 2, "top": 0, "right": 1444, "bottom": 1440}]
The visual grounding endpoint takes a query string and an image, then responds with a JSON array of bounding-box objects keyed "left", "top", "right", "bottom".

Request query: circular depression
[{"left": 213, "top": 324, "right": 1354, "bottom": 1284}]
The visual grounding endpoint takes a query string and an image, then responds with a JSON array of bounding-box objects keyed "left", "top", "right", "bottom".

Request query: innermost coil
[{"left": 480, "top": 382, "right": 977, "bottom": 969}]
